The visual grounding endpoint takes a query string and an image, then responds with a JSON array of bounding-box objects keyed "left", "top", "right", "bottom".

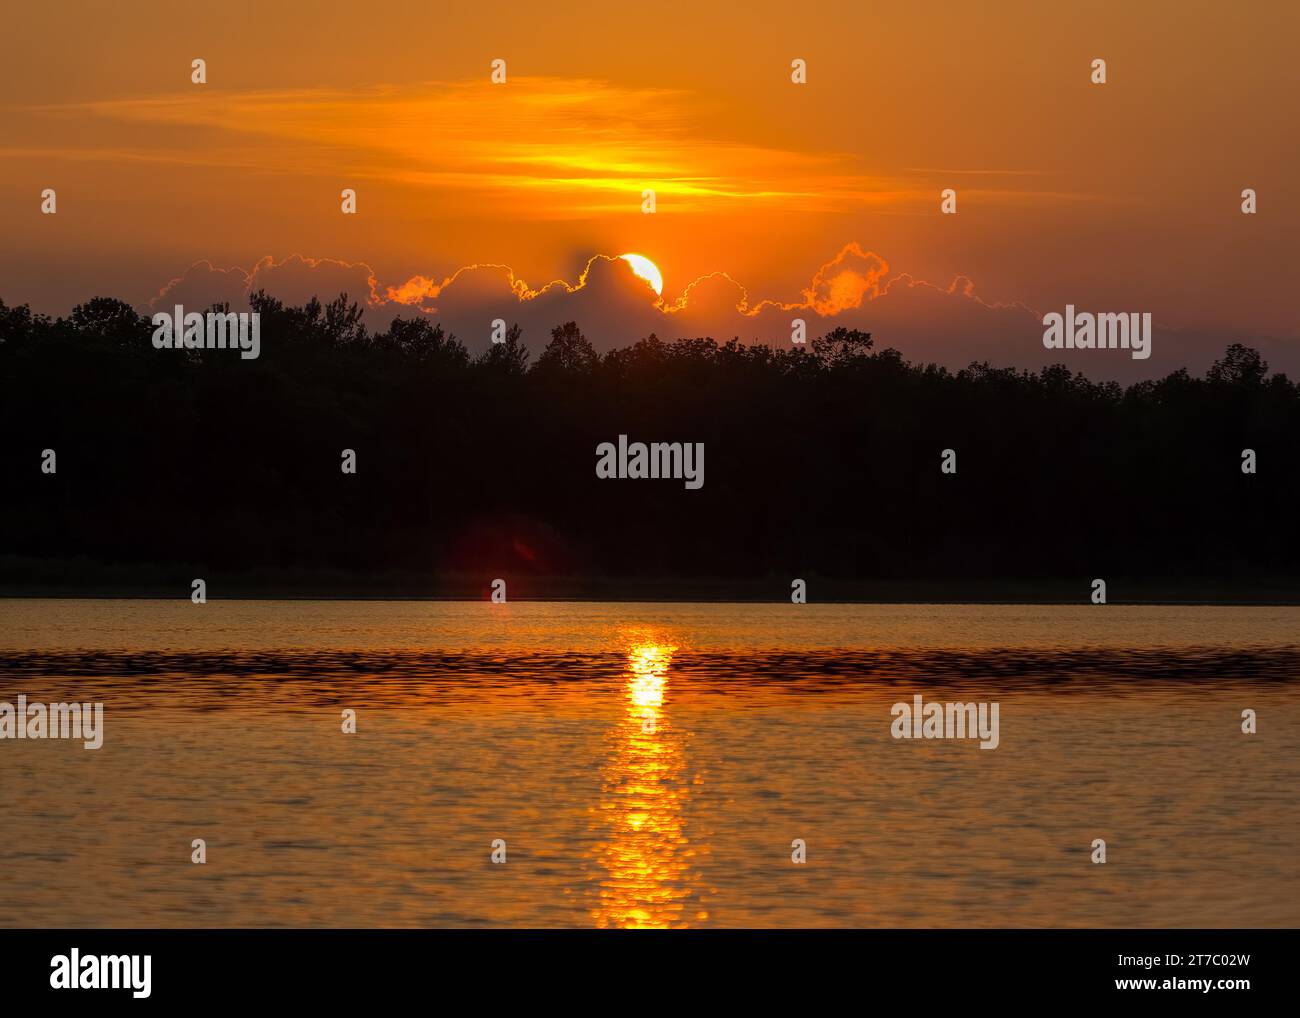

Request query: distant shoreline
[{"left": 3, "top": 569, "right": 1298, "bottom": 606}]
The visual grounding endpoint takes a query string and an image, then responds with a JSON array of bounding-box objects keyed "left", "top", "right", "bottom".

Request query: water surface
[{"left": 2, "top": 601, "right": 1297, "bottom": 927}]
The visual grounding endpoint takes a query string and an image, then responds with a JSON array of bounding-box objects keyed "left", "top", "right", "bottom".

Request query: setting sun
[{"left": 619, "top": 253, "right": 663, "bottom": 297}]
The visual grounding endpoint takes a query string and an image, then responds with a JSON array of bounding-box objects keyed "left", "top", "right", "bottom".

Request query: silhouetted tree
[
  {"left": 812, "top": 326, "right": 874, "bottom": 366},
  {"left": 69, "top": 298, "right": 150, "bottom": 352},
  {"left": 535, "top": 321, "right": 598, "bottom": 376},
  {"left": 378, "top": 316, "right": 468, "bottom": 368},
  {"left": 475, "top": 323, "right": 530, "bottom": 376},
  {"left": 1209, "top": 343, "right": 1268, "bottom": 387},
  {"left": 1, "top": 294, "right": 1297, "bottom": 590}
]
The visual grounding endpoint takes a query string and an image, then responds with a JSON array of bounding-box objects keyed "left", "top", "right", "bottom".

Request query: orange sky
[{"left": 1, "top": 0, "right": 1296, "bottom": 376}]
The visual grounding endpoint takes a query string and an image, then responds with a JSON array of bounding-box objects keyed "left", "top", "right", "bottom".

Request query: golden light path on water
[{"left": 590, "top": 643, "right": 706, "bottom": 928}]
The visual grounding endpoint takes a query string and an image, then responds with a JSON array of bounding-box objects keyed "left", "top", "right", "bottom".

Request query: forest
[{"left": 2, "top": 293, "right": 1297, "bottom": 599}]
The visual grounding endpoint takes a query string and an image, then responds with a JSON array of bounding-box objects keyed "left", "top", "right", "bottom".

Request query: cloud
[
  {"left": 245, "top": 255, "right": 383, "bottom": 308},
  {"left": 41, "top": 76, "right": 1104, "bottom": 221},
  {"left": 57, "top": 79, "right": 920, "bottom": 217},
  {"left": 139, "top": 246, "right": 1297, "bottom": 383},
  {"left": 147, "top": 255, "right": 383, "bottom": 314},
  {"left": 751, "top": 242, "right": 889, "bottom": 315},
  {"left": 146, "top": 261, "right": 250, "bottom": 314},
  {"left": 431, "top": 256, "right": 665, "bottom": 348}
]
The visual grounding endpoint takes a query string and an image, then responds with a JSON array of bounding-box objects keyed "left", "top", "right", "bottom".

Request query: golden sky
[{"left": 2, "top": 0, "right": 1296, "bottom": 374}]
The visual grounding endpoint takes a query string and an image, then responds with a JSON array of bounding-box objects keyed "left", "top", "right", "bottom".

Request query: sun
[{"left": 619, "top": 253, "right": 663, "bottom": 297}]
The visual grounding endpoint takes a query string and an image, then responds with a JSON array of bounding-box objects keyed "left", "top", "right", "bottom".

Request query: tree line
[{"left": 2, "top": 293, "right": 1297, "bottom": 596}]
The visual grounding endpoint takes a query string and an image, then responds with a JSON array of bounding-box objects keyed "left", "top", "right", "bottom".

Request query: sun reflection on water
[
  {"left": 589, "top": 642, "right": 704, "bottom": 928},
  {"left": 627, "top": 643, "right": 670, "bottom": 709}
]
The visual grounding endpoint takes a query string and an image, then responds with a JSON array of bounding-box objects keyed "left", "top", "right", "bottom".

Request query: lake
[{"left": 2, "top": 600, "right": 1298, "bottom": 927}]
